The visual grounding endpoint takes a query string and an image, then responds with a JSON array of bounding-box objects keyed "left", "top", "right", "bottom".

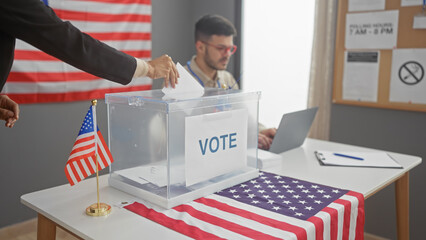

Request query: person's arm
[
  {"left": 0, "top": 0, "right": 135, "bottom": 84},
  {"left": 0, "top": 0, "right": 178, "bottom": 87}
]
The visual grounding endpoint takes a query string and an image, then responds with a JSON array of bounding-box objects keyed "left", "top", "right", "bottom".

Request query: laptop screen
[{"left": 269, "top": 107, "right": 318, "bottom": 154}]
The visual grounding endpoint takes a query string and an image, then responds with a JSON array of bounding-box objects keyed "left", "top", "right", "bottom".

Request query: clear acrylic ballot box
[{"left": 106, "top": 88, "right": 260, "bottom": 208}]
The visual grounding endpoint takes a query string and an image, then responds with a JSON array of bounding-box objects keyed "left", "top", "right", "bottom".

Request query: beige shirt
[{"left": 184, "top": 56, "right": 239, "bottom": 90}]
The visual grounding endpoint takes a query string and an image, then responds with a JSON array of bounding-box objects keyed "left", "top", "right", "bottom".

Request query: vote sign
[{"left": 185, "top": 109, "right": 248, "bottom": 186}]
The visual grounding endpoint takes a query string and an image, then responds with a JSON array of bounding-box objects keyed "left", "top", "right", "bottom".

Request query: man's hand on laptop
[{"left": 258, "top": 128, "right": 277, "bottom": 150}]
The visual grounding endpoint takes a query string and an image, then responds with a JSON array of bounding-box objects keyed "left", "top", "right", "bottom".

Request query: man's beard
[{"left": 204, "top": 48, "right": 228, "bottom": 71}]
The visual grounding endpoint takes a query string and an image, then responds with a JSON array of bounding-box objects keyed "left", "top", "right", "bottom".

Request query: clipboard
[{"left": 314, "top": 150, "right": 403, "bottom": 169}]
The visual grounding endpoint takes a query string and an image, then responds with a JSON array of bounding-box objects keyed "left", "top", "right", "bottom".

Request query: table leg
[
  {"left": 395, "top": 172, "right": 409, "bottom": 240},
  {"left": 37, "top": 213, "right": 56, "bottom": 240}
]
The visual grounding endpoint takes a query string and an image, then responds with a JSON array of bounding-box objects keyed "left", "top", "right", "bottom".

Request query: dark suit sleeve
[{"left": 0, "top": 0, "right": 136, "bottom": 85}]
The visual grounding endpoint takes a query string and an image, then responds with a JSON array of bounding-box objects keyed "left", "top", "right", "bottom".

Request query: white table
[{"left": 21, "top": 139, "right": 421, "bottom": 240}]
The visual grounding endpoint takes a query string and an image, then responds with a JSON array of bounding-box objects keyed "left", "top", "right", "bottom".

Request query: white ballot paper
[
  {"left": 162, "top": 62, "right": 204, "bottom": 99},
  {"left": 115, "top": 161, "right": 185, "bottom": 187},
  {"left": 345, "top": 10, "right": 399, "bottom": 49},
  {"left": 115, "top": 167, "right": 149, "bottom": 185},
  {"left": 343, "top": 51, "right": 379, "bottom": 102},
  {"left": 185, "top": 109, "right": 248, "bottom": 186},
  {"left": 390, "top": 49, "right": 426, "bottom": 104}
]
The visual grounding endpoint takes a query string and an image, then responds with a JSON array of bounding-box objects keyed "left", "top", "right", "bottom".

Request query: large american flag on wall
[
  {"left": 124, "top": 171, "right": 365, "bottom": 240},
  {"left": 2, "top": 0, "right": 152, "bottom": 103}
]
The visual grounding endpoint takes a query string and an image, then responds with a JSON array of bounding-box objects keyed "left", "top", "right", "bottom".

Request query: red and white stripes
[
  {"left": 125, "top": 191, "right": 364, "bottom": 240},
  {"left": 65, "top": 130, "right": 113, "bottom": 186},
  {"left": 3, "top": 0, "right": 152, "bottom": 103}
]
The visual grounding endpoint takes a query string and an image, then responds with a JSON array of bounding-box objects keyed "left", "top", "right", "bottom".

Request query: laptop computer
[{"left": 269, "top": 107, "right": 318, "bottom": 154}]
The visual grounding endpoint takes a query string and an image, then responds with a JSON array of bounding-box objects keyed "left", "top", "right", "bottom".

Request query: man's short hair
[{"left": 195, "top": 14, "right": 237, "bottom": 42}]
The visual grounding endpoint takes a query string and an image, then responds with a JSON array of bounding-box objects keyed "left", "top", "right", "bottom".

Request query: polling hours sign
[
  {"left": 185, "top": 109, "right": 248, "bottom": 186},
  {"left": 345, "top": 10, "right": 399, "bottom": 49}
]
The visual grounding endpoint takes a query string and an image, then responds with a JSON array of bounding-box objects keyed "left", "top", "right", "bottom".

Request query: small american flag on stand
[
  {"left": 65, "top": 105, "right": 113, "bottom": 186},
  {"left": 125, "top": 171, "right": 364, "bottom": 240}
]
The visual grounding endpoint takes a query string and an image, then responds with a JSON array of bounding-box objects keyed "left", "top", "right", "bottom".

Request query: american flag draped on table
[
  {"left": 65, "top": 105, "right": 113, "bottom": 186},
  {"left": 3, "top": 0, "right": 152, "bottom": 103},
  {"left": 125, "top": 171, "right": 364, "bottom": 240}
]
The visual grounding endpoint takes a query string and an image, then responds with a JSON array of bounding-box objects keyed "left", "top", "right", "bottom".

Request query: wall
[
  {"left": 0, "top": 0, "right": 239, "bottom": 228},
  {"left": 330, "top": 104, "right": 426, "bottom": 239}
]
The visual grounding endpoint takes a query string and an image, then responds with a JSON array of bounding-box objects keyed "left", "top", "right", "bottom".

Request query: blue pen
[{"left": 333, "top": 153, "right": 364, "bottom": 161}]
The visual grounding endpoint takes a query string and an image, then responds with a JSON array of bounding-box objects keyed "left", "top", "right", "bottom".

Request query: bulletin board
[{"left": 333, "top": 0, "right": 426, "bottom": 112}]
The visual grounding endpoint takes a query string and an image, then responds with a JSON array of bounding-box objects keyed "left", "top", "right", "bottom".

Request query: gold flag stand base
[{"left": 86, "top": 203, "right": 111, "bottom": 217}]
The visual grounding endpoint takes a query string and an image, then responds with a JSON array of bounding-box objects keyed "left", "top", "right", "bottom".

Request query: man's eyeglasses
[{"left": 201, "top": 41, "right": 237, "bottom": 55}]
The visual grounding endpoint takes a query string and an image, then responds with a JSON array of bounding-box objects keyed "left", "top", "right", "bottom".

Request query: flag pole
[
  {"left": 96, "top": 153, "right": 100, "bottom": 210},
  {"left": 86, "top": 99, "right": 111, "bottom": 217}
]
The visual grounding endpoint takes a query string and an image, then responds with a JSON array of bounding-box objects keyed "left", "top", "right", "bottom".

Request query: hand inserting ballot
[{"left": 147, "top": 54, "right": 180, "bottom": 88}]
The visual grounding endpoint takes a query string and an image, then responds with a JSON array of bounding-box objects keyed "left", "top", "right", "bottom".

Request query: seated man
[{"left": 185, "top": 14, "right": 276, "bottom": 150}]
